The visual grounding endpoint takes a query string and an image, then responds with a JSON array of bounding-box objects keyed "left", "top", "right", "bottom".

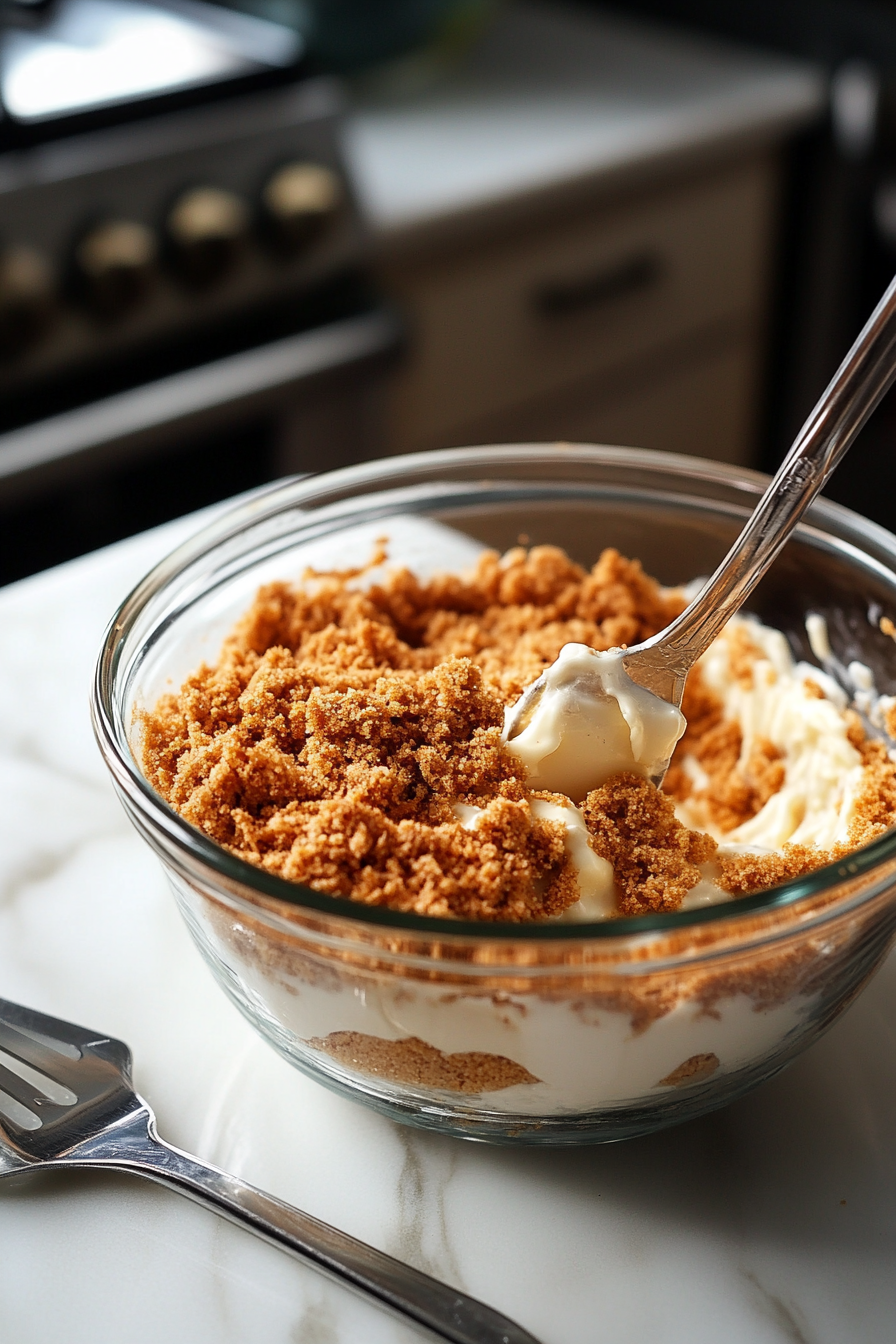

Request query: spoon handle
[{"left": 655, "top": 268, "right": 896, "bottom": 671}]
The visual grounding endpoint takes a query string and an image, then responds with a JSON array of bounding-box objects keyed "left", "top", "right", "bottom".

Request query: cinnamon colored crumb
[
  {"left": 659, "top": 1052, "right": 720, "bottom": 1087},
  {"left": 140, "top": 546, "right": 684, "bottom": 921},
  {"left": 885, "top": 700, "right": 896, "bottom": 741},
  {"left": 307, "top": 1031, "right": 539, "bottom": 1092},
  {"left": 582, "top": 773, "right": 716, "bottom": 915},
  {"left": 140, "top": 541, "right": 896, "bottom": 918},
  {"left": 726, "top": 625, "right": 765, "bottom": 689},
  {"left": 663, "top": 665, "right": 785, "bottom": 833},
  {"left": 846, "top": 710, "right": 867, "bottom": 751},
  {"left": 849, "top": 737, "right": 896, "bottom": 844},
  {"left": 714, "top": 714, "right": 896, "bottom": 896},
  {"left": 716, "top": 845, "right": 846, "bottom": 895}
]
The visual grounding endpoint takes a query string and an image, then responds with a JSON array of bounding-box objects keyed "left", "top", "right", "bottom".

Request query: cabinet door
[{"left": 381, "top": 153, "right": 778, "bottom": 457}]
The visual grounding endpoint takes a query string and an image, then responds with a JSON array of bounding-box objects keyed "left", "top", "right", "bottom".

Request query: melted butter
[{"left": 503, "top": 643, "right": 685, "bottom": 803}]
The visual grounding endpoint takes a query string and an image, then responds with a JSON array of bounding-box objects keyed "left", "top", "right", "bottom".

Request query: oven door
[{"left": 0, "top": 304, "right": 402, "bottom": 583}]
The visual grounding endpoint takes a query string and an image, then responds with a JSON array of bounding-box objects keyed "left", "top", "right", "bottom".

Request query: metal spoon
[{"left": 507, "top": 271, "right": 896, "bottom": 786}]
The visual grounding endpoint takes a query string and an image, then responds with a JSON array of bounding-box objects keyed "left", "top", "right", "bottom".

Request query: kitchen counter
[
  {"left": 346, "top": 1, "right": 824, "bottom": 254},
  {"left": 1, "top": 513, "right": 896, "bottom": 1344},
  {"left": 342, "top": 3, "right": 825, "bottom": 466}
]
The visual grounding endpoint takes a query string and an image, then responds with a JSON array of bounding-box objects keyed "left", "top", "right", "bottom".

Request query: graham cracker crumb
[
  {"left": 845, "top": 709, "right": 867, "bottom": 750},
  {"left": 848, "top": 736, "right": 896, "bottom": 846},
  {"left": 659, "top": 1052, "right": 720, "bottom": 1087},
  {"left": 140, "top": 538, "right": 896, "bottom": 920},
  {"left": 710, "top": 719, "right": 896, "bottom": 896},
  {"left": 716, "top": 845, "right": 846, "bottom": 895},
  {"left": 582, "top": 773, "right": 716, "bottom": 915},
  {"left": 714, "top": 715, "right": 896, "bottom": 896},
  {"left": 727, "top": 625, "right": 765, "bottom": 689},
  {"left": 307, "top": 1031, "right": 539, "bottom": 1092},
  {"left": 140, "top": 545, "right": 685, "bottom": 921}
]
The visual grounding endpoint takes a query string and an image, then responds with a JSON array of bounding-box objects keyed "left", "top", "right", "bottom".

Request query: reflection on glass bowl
[{"left": 92, "top": 444, "right": 896, "bottom": 1144}]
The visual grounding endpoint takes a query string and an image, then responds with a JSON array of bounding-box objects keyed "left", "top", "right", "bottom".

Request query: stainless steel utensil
[
  {"left": 0, "top": 996, "right": 540, "bottom": 1344},
  {"left": 622, "top": 270, "right": 896, "bottom": 721},
  {"left": 507, "top": 271, "right": 896, "bottom": 789}
]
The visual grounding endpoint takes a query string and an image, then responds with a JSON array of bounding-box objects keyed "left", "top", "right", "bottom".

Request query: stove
[{"left": 0, "top": 0, "right": 401, "bottom": 581}]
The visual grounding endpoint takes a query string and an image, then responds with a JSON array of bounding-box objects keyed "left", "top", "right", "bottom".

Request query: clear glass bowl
[{"left": 92, "top": 444, "right": 896, "bottom": 1144}]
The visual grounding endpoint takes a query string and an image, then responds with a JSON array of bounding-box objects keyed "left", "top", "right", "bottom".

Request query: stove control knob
[
  {"left": 74, "top": 220, "right": 157, "bottom": 318},
  {"left": 166, "top": 187, "right": 250, "bottom": 286},
  {"left": 0, "top": 246, "right": 54, "bottom": 358},
  {"left": 261, "top": 162, "right": 343, "bottom": 254}
]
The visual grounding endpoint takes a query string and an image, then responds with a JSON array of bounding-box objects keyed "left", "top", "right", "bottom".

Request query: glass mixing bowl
[{"left": 92, "top": 444, "right": 896, "bottom": 1144}]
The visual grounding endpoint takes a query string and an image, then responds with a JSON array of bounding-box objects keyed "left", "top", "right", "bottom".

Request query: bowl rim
[{"left": 91, "top": 442, "right": 896, "bottom": 943}]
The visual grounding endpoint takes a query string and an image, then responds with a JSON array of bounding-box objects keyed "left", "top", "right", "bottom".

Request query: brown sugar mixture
[{"left": 140, "top": 543, "right": 896, "bottom": 921}]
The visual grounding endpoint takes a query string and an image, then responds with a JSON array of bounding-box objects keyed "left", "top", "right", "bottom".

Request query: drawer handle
[{"left": 532, "top": 251, "right": 664, "bottom": 320}]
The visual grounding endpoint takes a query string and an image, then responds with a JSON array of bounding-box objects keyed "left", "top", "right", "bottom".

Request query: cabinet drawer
[
  {"left": 381, "top": 153, "right": 777, "bottom": 452},
  {"left": 445, "top": 324, "right": 761, "bottom": 467}
]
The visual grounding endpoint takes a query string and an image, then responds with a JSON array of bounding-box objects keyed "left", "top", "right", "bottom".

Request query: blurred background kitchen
[{"left": 2, "top": 0, "right": 894, "bottom": 585}]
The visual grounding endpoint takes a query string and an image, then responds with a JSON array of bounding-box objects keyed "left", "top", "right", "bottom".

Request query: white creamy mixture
[
  {"left": 243, "top": 958, "right": 806, "bottom": 1114},
  {"left": 365, "top": 602, "right": 861, "bottom": 1105},
  {"left": 497, "top": 641, "right": 686, "bottom": 922},
  {"left": 214, "top": 520, "right": 864, "bottom": 1112},
  {"left": 502, "top": 643, "right": 685, "bottom": 799},
  {"left": 455, "top": 794, "right": 617, "bottom": 917},
  {"left": 496, "top": 615, "right": 884, "bottom": 921},
  {"left": 679, "top": 615, "right": 867, "bottom": 850}
]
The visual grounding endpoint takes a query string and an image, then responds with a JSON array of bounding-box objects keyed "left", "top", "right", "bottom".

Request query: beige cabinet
[{"left": 376, "top": 151, "right": 779, "bottom": 466}]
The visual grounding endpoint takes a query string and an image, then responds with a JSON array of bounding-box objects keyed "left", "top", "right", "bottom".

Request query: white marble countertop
[
  {"left": 345, "top": 1, "right": 824, "bottom": 251},
  {"left": 2, "top": 508, "right": 896, "bottom": 1343}
]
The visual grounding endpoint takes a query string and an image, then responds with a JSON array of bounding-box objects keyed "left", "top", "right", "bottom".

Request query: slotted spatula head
[{"left": 0, "top": 997, "right": 144, "bottom": 1168}]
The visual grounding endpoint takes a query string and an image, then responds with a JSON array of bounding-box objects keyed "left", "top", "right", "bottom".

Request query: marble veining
[
  {"left": 391, "top": 1128, "right": 464, "bottom": 1286},
  {"left": 0, "top": 507, "right": 895, "bottom": 1342}
]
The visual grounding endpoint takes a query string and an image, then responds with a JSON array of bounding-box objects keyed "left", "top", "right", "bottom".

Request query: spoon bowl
[{"left": 510, "top": 270, "right": 896, "bottom": 788}]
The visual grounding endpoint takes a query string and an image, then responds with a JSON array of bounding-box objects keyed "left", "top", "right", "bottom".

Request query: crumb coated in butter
[
  {"left": 140, "top": 545, "right": 688, "bottom": 920},
  {"left": 139, "top": 543, "right": 896, "bottom": 920},
  {"left": 583, "top": 774, "right": 716, "bottom": 916}
]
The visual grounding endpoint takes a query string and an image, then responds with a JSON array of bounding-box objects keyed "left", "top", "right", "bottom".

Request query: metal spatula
[{"left": 0, "top": 995, "right": 540, "bottom": 1344}]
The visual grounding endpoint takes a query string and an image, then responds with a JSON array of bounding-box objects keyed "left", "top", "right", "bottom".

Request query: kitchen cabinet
[
  {"left": 347, "top": 2, "right": 823, "bottom": 466},
  {"left": 379, "top": 153, "right": 777, "bottom": 463}
]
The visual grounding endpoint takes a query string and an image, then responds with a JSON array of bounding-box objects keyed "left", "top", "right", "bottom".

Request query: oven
[{"left": 0, "top": 0, "right": 402, "bottom": 582}]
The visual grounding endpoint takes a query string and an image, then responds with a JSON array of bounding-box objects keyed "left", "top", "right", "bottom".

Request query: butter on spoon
[{"left": 509, "top": 267, "right": 896, "bottom": 793}]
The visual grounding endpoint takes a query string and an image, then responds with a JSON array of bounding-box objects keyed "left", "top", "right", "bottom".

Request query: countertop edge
[{"left": 355, "top": 76, "right": 826, "bottom": 262}]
